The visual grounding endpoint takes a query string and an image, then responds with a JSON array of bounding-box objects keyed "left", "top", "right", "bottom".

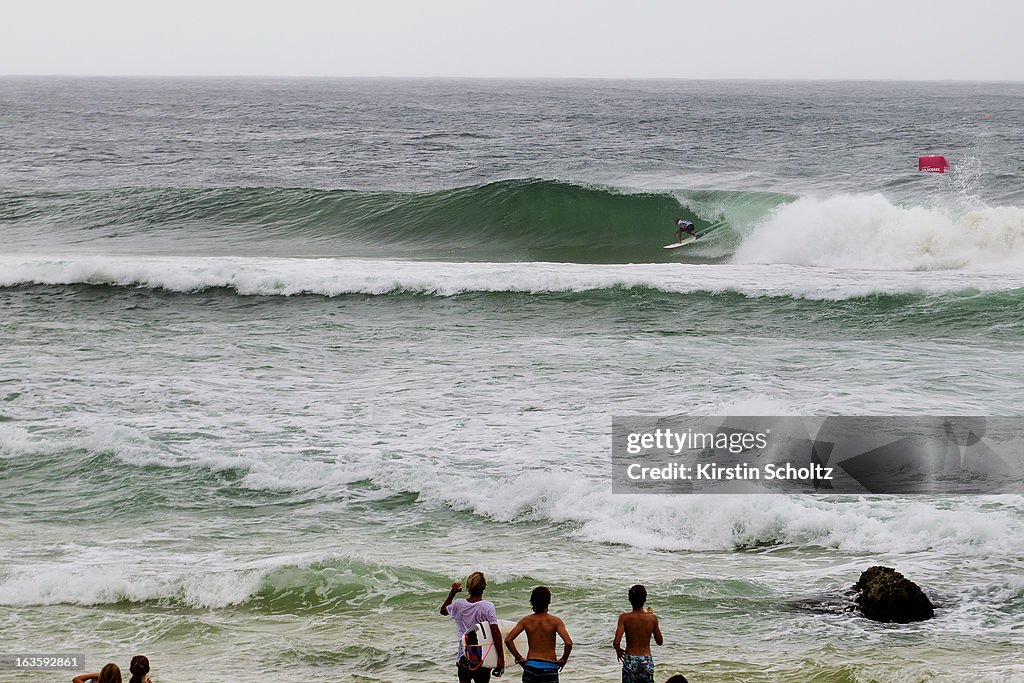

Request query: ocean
[{"left": 1, "top": 77, "right": 1023, "bottom": 682}]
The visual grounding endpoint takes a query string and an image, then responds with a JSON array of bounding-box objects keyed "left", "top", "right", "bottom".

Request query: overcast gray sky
[{"left": 2, "top": 0, "right": 1021, "bottom": 80}]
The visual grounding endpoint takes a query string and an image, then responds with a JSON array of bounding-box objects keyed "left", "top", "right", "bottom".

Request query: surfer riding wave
[{"left": 674, "top": 218, "right": 696, "bottom": 243}]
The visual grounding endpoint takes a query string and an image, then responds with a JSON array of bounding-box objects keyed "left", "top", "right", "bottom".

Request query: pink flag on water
[{"left": 918, "top": 155, "right": 950, "bottom": 173}]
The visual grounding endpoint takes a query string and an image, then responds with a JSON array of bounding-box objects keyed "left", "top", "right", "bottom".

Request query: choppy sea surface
[{"left": 2, "top": 78, "right": 1023, "bottom": 682}]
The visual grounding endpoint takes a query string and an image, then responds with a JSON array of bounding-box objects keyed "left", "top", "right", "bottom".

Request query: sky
[{"left": 2, "top": 0, "right": 1022, "bottom": 80}]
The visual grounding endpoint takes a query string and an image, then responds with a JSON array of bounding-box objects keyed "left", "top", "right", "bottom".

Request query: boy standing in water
[
  {"left": 613, "top": 584, "right": 664, "bottom": 683},
  {"left": 441, "top": 572, "right": 506, "bottom": 682},
  {"left": 504, "top": 586, "right": 573, "bottom": 682}
]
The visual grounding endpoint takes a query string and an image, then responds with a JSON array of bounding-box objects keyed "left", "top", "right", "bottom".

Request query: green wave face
[{"left": 1, "top": 181, "right": 795, "bottom": 262}]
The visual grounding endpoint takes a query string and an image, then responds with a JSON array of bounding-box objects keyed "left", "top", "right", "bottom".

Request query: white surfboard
[
  {"left": 464, "top": 619, "right": 529, "bottom": 670},
  {"left": 664, "top": 235, "right": 698, "bottom": 249}
]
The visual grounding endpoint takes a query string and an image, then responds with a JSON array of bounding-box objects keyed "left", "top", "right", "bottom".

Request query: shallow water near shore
[{"left": 2, "top": 78, "right": 1023, "bottom": 682}]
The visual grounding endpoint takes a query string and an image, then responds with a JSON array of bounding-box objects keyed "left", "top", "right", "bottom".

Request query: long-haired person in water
[
  {"left": 128, "top": 655, "right": 152, "bottom": 683},
  {"left": 72, "top": 662, "right": 121, "bottom": 683}
]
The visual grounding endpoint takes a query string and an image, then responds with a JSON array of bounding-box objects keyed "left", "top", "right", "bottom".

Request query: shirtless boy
[
  {"left": 504, "top": 586, "right": 573, "bottom": 683},
  {"left": 613, "top": 584, "right": 664, "bottom": 683}
]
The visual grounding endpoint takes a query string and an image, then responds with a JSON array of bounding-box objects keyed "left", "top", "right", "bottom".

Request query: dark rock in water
[{"left": 853, "top": 566, "right": 935, "bottom": 623}]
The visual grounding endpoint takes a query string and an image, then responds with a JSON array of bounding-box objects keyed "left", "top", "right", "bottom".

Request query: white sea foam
[
  {"left": 0, "top": 550, "right": 428, "bottom": 609},
  {"left": 38, "top": 418, "right": 1020, "bottom": 557},
  {"left": 0, "top": 423, "right": 59, "bottom": 458},
  {"left": 46, "top": 422, "right": 376, "bottom": 492},
  {"left": 438, "top": 484, "right": 1024, "bottom": 555},
  {"left": 49, "top": 417, "right": 1019, "bottom": 558},
  {"left": 0, "top": 554, "right": 267, "bottom": 608},
  {"left": 2, "top": 254, "right": 1023, "bottom": 301},
  {"left": 735, "top": 194, "right": 1024, "bottom": 270},
  {"left": 375, "top": 442, "right": 1024, "bottom": 556},
  {"left": 12, "top": 406, "right": 1020, "bottom": 558}
]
